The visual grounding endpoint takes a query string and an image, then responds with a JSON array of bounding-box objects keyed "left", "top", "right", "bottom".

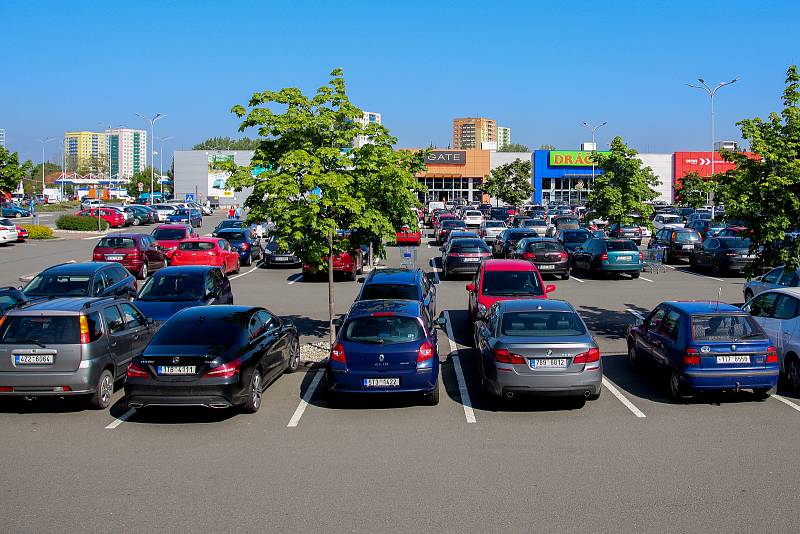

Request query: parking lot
[{"left": 1, "top": 222, "right": 799, "bottom": 532}]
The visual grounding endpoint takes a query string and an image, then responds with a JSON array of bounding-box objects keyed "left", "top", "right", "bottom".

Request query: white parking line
[
  {"left": 601, "top": 376, "right": 646, "bottom": 418},
  {"left": 773, "top": 394, "right": 800, "bottom": 413},
  {"left": 678, "top": 269, "right": 724, "bottom": 282},
  {"left": 287, "top": 368, "right": 325, "bottom": 427},
  {"left": 429, "top": 258, "right": 441, "bottom": 284},
  {"left": 627, "top": 309, "right": 645, "bottom": 320},
  {"left": 229, "top": 266, "right": 258, "bottom": 280},
  {"left": 569, "top": 274, "right": 585, "bottom": 283},
  {"left": 662, "top": 263, "right": 675, "bottom": 270},
  {"left": 639, "top": 276, "right": 654, "bottom": 283},
  {"left": 287, "top": 273, "right": 303, "bottom": 285},
  {"left": 105, "top": 408, "right": 136, "bottom": 429},
  {"left": 82, "top": 234, "right": 108, "bottom": 240},
  {"left": 443, "top": 311, "right": 476, "bottom": 423}
]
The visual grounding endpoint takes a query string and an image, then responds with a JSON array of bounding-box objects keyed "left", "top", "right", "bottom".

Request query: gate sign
[
  {"left": 425, "top": 150, "right": 467, "bottom": 165},
  {"left": 184, "top": 193, "right": 195, "bottom": 202}
]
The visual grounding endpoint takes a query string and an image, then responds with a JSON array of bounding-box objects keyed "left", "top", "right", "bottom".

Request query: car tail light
[
  {"left": 683, "top": 348, "right": 701, "bottom": 365},
  {"left": 204, "top": 358, "right": 241, "bottom": 378},
  {"left": 599, "top": 253, "right": 608, "bottom": 261},
  {"left": 241, "top": 243, "right": 249, "bottom": 250},
  {"left": 574, "top": 347, "right": 600, "bottom": 363},
  {"left": 92, "top": 252, "right": 103, "bottom": 260},
  {"left": 126, "top": 362, "right": 149, "bottom": 378},
  {"left": 559, "top": 252, "right": 569, "bottom": 260},
  {"left": 0, "top": 386, "right": 13, "bottom": 392},
  {"left": 417, "top": 341, "right": 434, "bottom": 362},
  {"left": 493, "top": 348, "right": 525, "bottom": 364},
  {"left": 330, "top": 342, "right": 346, "bottom": 363},
  {"left": 79, "top": 315, "right": 91, "bottom": 344},
  {"left": 522, "top": 252, "right": 534, "bottom": 260},
  {"left": 725, "top": 252, "right": 738, "bottom": 256},
  {"left": 767, "top": 346, "right": 779, "bottom": 363},
  {"left": 639, "top": 252, "right": 644, "bottom": 261}
]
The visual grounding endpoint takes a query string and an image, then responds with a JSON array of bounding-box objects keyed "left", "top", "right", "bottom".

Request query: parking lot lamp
[
  {"left": 581, "top": 122, "right": 606, "bottom": 205},
  {"left": 136, "top": 113, "right": 167, "bottom": 201}
]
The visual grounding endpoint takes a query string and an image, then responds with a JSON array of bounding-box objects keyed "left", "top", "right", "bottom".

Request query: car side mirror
[
  {"left": 147, "top": 317, "right": 155, "bottom": 326},
  {"left": 545, "top": 284, "right": 556, "bottom": 294},
  {"left": 466, "top": 283, "right": 476, "bottom": 292},
  {"left": 283, "top": 318, "right": 294, "bottom": 329},
  {"left": 357, "top": 277, "right": 365, "bottom": 283}
]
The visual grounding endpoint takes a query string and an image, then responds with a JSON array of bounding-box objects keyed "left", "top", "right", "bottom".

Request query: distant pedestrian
[
  {"left": 235, "top": 205, "right": 242, "bottom": 219},
  {"left": 228, "top": 206, "right": 235, "bottom": 219}
]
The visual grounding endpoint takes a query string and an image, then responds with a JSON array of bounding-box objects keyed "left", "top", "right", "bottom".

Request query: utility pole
[
  {"left": 136, "top": 113, "right": 166, "bottom": 202},
  {"left": 38, "top": 137, "right": 56, "bottom": 193},
  {"left": 581, "top": 121, "right": 606, "bottom": 205}
]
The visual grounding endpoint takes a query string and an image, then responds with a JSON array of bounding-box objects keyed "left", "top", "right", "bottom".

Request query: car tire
[
  {"left": 89, "top": 369, "right": 114, "bottom": 410},
  {"left": 243, "top": 256, "right": 251, "bottom": 267},
  {"left": 14, "top": 212, "right": 20, "bottom": 218},
  {"left": 133, "top": 217, "right": 141, "bottom": 225},
  {"left": 669, "top": 369, "right": 692, "bottom": 401},
  {"left": 286, "top": 337, "right": 300, "bottom": 373},
  {"left": 139, "top": 263, "right": 149, "bottom": 280},
  {"left": 785, "top": 355, "right": 800, "bottom": 391},
  {"left": 241, "top": 369, "right": 263, "bottom": 413},
  {"left": 233, "top": 259, "right": 240, "bottom": 274},
  {"left": 628, "top": 343, "right": 639, "bottom": 367},
  {"left": 424, "top": 378, "right": 440, "bottom": 406},
  {"left": 587, "top": 389, "right": 601, "bottom": 401},
  {"left": 631, "top": 271, "right": 640, "bottom": 279}
]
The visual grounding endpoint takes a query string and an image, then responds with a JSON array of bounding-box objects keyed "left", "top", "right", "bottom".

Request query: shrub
[
  {"left": 56, "top": 215, "right": 109, "bottom": 231},
  {"left": 19, "top": 224, "right": 53, "bottom": 239},
  {"left": 38, "top": 201, "right": 80, "bottom": 213}
]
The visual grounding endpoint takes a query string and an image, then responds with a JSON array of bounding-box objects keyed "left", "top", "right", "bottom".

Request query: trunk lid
[
  {"left": 500, "top": 341, "right": 591, "bottom": 374},
  {"left": 343, "top": 340, "right": 421, "bottom": 372},
  {"left": 0, "top": 316, "right": 85, "bottom": 372},
  {"left": 138, "top": 347, "right": 221, "bottom": 382}
]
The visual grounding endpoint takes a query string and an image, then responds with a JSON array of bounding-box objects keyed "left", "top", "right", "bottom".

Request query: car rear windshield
[
  {"left": 0, "top": 316, "right": 80, "bottom": 344},
  {"left": 342, "top": 316, "right": 424, "bottom": 344},
  {"left": 97, "top": 237, "right": 137, "bottom": 249},
  {"left": 24, "top": 274, "right": 91, "bottom": 296},
  {"left": 501, "top": 311, "right": 586, "bottom": 337},
  {"left": 450, "top": 239, "right": 490, "bottom": 252},
  {"left": 361, "top": 284, "right": 419, "bottom": 301},
  {"left": 662, "top": 215, "right": 682, "bottom": 222},
  {"left": 137, "top": 274, "right": 203, "bottom": 301},
  {"left": 557, "top": 218, "right": 579, "bottom": 225},
  {"left": 719, "top": 238, "right": 751, "bottom": 249},
  {"left": 484, "top": 221, "right": 505, "bottom": 228},
  {"left": 465, "top": 211, "right": 482, "bottom": 217},
  {"left": 562, "top": 231, "right": 591, "bottom": 243},
  {"left": 675, "top": 231, "right": 701, "bottom": 243},
  {"left": 178, "top": 241, "right": 214, "bottom": 251},
  {"left": 441, "top": 220, "right": 466, "bottom": 228},
  {"left": 691, "top": 314, "right": 765, "bottom": 341},
  {"left": 173, "top": 210, "right": 190, "bottom": 216},
  {"left": 153, "top": 228, "right": 187, "bottom": 240},
  {"left": 606, "top": 240, "right": 638, "bottom": 251},
  {"left": 151, "top": 316, "right": 242, "bottom": 346},
  {"left": 481, "top": 271, "right": 543, "bottom": 296},
  {"left": 526, "top": 241, "right": 563, "bottom": 252},
  {"left": 218, "top": 232, "right": 246, "bottom": 243},
  {"left": 509, "top": 230, "right": 539, "bottom": 240}
]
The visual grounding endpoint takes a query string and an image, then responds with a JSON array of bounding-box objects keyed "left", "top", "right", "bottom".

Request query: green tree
[
  {"left": 483, "top": 158, "right": 533, "bottom": 206},
  {"left": 0, "top": 146, "right": 32, "bottom": 194},
  {"left": 192, "top": 136, "right": 261, "bottom": 150},
  {"left": 723, "top": 65, "right": 800, "bottom": 272},
  {"left": 586, "top": 136, "right": 659, "bottom": 225},
  {"left": 498, "top": 143, "right": 530, "bottom": 152},
  {"left": 127, "top": 167, "right": 156, "bottom": 197},
  {"left": 675, "top": 171, "right": 716, "bottom": 208},
  {"left": 539, "top": 144, "right": 556, "bottom": 150}
]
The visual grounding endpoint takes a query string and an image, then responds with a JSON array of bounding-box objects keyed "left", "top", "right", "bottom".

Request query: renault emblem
[
  {"left": 172, "top": 357, "right": 180, "bottom": 364},
  {"left": 731, "top": 345, "right": 737, "bottom": 352},
  {"left": 378, "top": 354, "right": 384, "bottom": 362}
]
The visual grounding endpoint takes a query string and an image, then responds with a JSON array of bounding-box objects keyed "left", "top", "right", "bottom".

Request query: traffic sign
[
  {"left": 184, "top": 193, "right": 195, "bottom": 202},
  {"left": 137, "top": 182, "right": 144, "bottom": 192}
]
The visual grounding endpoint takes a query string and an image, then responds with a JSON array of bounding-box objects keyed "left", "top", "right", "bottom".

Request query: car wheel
[
  {"left": 233, "top": 259, "right": 240, "bottom": 274},
  {"left": 241, "top": 369, "right": 263, "bottom": 413},
  {"left": 286, "top": 337, "right": 300, "bottom": 373},
  {"left": 424, "top": 378, "right": 440, "bottom": 406},
  {"left": 630, "top": 271, "right": 640, "bottom": 279},
  {"left": 785, "top": 356, "right": 800, "bottom": 391},
  {"left": 668, "top": 369, "right": 692, "bottom": 401},
  {"left": 752, "top": 387, "right": 772, "bottom": 400},
  {"left": 663, "top": 249, "right": 670, "bottom": 264},
  {"left": 14, "top": 212, "right": 20, "bottom": 218},
  {"left": 628, "top": 343, "right": 639, "bottom": 367},
  {"left": 561, "top": 270, "right": 570, "bottom": 280},
  {"left": 133, "top": 217, "right": 141, "bottom": 225},
  {"left": 139, "top": 263, "right": 149, "bottom": 280},
  {"left": 89, "top": 369, "right": 114, "bottom": 410},
  {"left": 243, "top": 255, "right": 251, "bottom": 267}
]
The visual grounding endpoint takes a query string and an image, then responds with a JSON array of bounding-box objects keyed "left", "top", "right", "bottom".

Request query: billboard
[
  {"left": 673, "top": 151, "right": 756, "bottom": 179},
  {"left": 208, "top": 154, "right": 235, "bottom": 198},
  {"left": 425, "top": 150, "right": 467, "bottom": 165},
  {"left": 549, "top": 150, "right": 610, "bottom": 166}
]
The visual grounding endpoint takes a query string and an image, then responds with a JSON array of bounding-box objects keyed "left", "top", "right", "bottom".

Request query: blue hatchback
[
  {"left": 356, "top": 267, "right": 437, "bottom": 319},
  {"left": 216, "top": 228, "right": 263, "bottom": 266},
  {"left": 1, "top": 203, "right": 31, "bottom": 218},
  {"left": 627, "top": 301, "right": 778, "bottom": 400},
  {"left": 167, "top": 208, "right": 202, "bottom": 228},
  {"left": 327, "top": 299, "right": 442, "bottom": 404}
]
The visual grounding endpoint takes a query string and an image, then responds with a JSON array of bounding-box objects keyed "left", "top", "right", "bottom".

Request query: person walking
[
  {"left": 227, "top": 205, "right": 236, "bottom": 219},
  {"left": 234, "top": 204, "right": 242, "bottom": 219}
]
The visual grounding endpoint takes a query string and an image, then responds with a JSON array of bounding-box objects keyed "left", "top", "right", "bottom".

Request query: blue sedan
[
  {"left": 1, "top": 203, "right": 31, "bottom": 218},
  {"left": 326, "top": 299, "right": 443, "bottom": 405},
  {"left": 167, "top": 208, "right": 202, "bottom": 228},
  {"left": 216, "top": 228, "right": 263, "bottom": 266},
  {"left": 627, "top": 301, "right": 778, "bottom": 400}
]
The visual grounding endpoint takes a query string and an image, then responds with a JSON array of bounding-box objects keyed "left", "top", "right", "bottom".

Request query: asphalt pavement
[{"left": 1, "top": 221, "right": 799, "bottom": 533}]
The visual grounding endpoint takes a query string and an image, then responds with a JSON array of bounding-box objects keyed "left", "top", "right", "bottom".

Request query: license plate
[
  {"left": 530, "top": 358, "right": 569, "bottom": 368},
  {"left": 682, "top": 245, "right": 694, "bottom": 250},
  {"left": 618, "top": 256, "right": 632, "bottom": 262},
  {"left": 274, "top": 256, "right": 289, "bottom": 262},
  {"left": 157, "top": 365, "right": 196, "bottom": 375},
  {"left": 538, "top": 264, "right": 555, "bottom": 270},
  {"left": 741, "top": 254, "right": 752, "bottom": 258},
  {"left": 464, "top": 257, "right": 480, "bottom": 262},
  {"left": 363, "top": 378, "right": 400, "bottom": 387},
  {"left": 15, "top": 354, "right": 54, "bottom": 365},
  {"left": 716, "top": 355, "right": 750, "bottom": 364},
  {"left": 106, "top": 254, "right": 124, "bottom": 260}
]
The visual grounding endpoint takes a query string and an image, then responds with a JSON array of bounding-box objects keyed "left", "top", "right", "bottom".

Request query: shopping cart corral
[{"left": 642, "top": 246, "right": 667, "bottom": 274}]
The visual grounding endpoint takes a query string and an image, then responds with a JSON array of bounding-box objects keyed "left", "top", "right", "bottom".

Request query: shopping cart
[
  {"left": 399, "top": 246, "right": 417, "bottom": 269},
  {"left": 642, "top": 246, "right": 667, "bottom": 274}
]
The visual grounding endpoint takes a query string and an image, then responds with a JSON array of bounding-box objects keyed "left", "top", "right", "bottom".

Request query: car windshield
[
  {"left": 509, "top": 231, "right": 539, "bottom": 240},
  {"left": 178, "top": 241, "right": 215, "bottom": 251},
  {"left": 0, "top": 316, "right": 80, "bottom": 344},
  {"left": 501, "top": 311, "right": 586, "bottom": 337},
  {"left": 23, "top": 274, "right": 91, "bottom": 296},
  {"left": 691, "top": 314, "right": 765, "bottom": 341},
  {"left": 441, "top": 220, "right": 465, "bottom": 229},
  {"left": 526, "top": 241, "right": 562, "bottom": 252},
  {"left": 482, "top": 271, "right": 543, "bottom": 296},
  {"left": 484, "top": 221, "right": 505, "bottom": 228},
  {"left": 137, "top": 274, "right": 203, "bottom": 301},
  {"left": 675, "top": 232, "right": 701, "bottom": 243},
  {"left": 361, "top": 284, "right": 419, "bottom": 301},
  {"left": 719, "top": 238, "right": 751, "bottom": 249},
  {"left": 343, "top": 316, "right": 424, "bottom": 344},
  {"left": 96, "top": 237, "right": 136, "bottom": 249},
  {"left": 150, "top": 316, "right": 242, "bottom": 346},
  {"left": 606, "top": 240, "right": 638, "bottom": 251},
  {"left": 562, "top": 231, "right": 591, "bottom": 243},
  {"left": 153, "top": 228, "right": 187, "bottom": 240},
  {"left": 450, "top": 239, "right": 490, "bottom": 252},
  {"left": 218, "top": 232, "right": 246, "bottom": 243},
  {"left": 662, "top": 215, "right": 682, "bottom": 222}
]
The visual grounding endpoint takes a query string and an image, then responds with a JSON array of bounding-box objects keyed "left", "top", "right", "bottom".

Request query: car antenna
[{"left": 715, "top": 287, "right": 721, "bottom": 311}]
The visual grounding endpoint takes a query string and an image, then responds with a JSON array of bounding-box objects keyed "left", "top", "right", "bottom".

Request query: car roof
[
  {"left": 756, "top": 287, "right": 800, "bottom": 298},
  {"left": 664, "top": 301, "right": 743, "bottom": 314},
  {"left": 496, "top": 299, "right": 575, "bottom": 312},
  {"left": 366, "top": 268, "right": 420, "bottom": 284},
  {"left": 154, "top": 224, "right": 191, "bottom": 230},
  {"left": 170, "top": 305, "right": 258, "bottom": 322},
  {"left": 98, "top": 233, "right": 143, "bottom": 240},
  {"left": 10, "top": 297, "right": 124, "bottom": 314},
  {"left": 180, "top": 237, "right": 217, "bottom": 243},
  {"left": 347, "top": 299, "right": 422, "bottom": 318},
  {"left": 483, "top": 259, "right": 537, "bottom": 272},
  {"left": 151, "top": 265, "right": 217, "bottom": 276},
  {"left": 40, "top": 262, "right": 115, "bottom": 275}
]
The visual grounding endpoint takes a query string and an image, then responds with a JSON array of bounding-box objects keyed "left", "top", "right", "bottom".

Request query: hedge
[
  {"left": 56, "top": 215, "right": 109, "bottom": 231},
  {"left": 19, "top": 224, "right": 53, "bottom": 239}
]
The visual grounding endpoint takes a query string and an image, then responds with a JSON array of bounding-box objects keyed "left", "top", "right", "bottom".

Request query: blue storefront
[{"left": 533, "top": 150, "right": 606, "bottom": 205}]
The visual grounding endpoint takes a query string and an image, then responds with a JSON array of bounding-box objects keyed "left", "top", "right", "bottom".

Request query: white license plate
[
  {"left": 740, "top": 254, "right": 752, "bottom": 258},
  {"left": 463, "top": 257, "right": 481, "bottom": 262},
  {"left": 538, "top": 264, "right": 555, "bottom": 270},
  {"left": 716, "top": 355, "right": 750, "bottom": 364},
  {"left": 274, "top": 256, "right": 289, "bottom": 262},
  {"left": 15, "top": 354, "right": 54, "bottom": 365},
  {"left": 530, "top": 358, "right": 569, "bottom": 368},
  {"left": 363, "top": 378, "right": 400, "bottom": 387},
  {"left": 106, "top": 254, "right": 124, "bottom": 260},
  {"left": 682, "top": 245, "right": 694, "bottom": 250},
  {"left": 157, "top": 365, "right": 196, "bottom": 375},
  {"left": 618, "top": 256, "right": 632, "bottom": 262}
]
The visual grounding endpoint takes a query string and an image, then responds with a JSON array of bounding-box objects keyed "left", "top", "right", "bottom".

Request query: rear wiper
[
  {"left": 15, "top": 339, "right": 46, "bottom": 348},
  {"left": 356, "top": 338, "right": 385, "bottom": 344}
]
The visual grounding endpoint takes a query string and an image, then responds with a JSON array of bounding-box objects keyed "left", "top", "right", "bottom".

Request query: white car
[
  {"left": 743, "top": 287, "right": 800, "bottom": 391},
  {"left": 0, "top": 218, "right": 19, "bottom": 244},
  {"left": 154, "top": 204, "right": 177, "bottom": 222},
  {"left": 462, "top": 210, "right": 484, "bottom": 228},
  {"left": 478, "top": 220, "right": 507, "bottom": 242},
  {"left": 80, "top": 198, "right": 104, "bottom": 210},
  {"left": 653, "top": 213, "right": 685, "bottom": 230}
]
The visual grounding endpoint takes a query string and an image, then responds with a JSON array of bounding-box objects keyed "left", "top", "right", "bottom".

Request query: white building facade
[
  {"left": 352, "top": 111, "right": 381, "bottom": 148},
  {"left": 106, "top": 128, "right": 147, "bottom": 178}
]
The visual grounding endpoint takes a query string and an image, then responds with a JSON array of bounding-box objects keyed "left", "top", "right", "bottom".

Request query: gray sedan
[
  {"left": 743, "top": 266, "right": 800, "bottom": 301},
  {"left": 473, "top": 299, "right": 601, "bottom": 402}
]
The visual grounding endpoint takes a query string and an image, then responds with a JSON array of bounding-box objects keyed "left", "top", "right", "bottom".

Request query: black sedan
[
  {"left": 440, "top": 238, "right": 492, "bottom": 279},
  {"left": 511, "top": 237, "right": 570, "bottom": 279},
  {"left": 125, "top": 305, "right": 300, "bottom": 413},
  {"left": 689, "top": 236, "right": 754, "bottom": 275},
  {"left": 557, "top": 229, "right": 593, "bottom": 254},
  {"left": 649, "top": 227, "right": 703, "bottom": 264},
  {"left": 493, "top": 228, "right": 540, "bottom": 258}
]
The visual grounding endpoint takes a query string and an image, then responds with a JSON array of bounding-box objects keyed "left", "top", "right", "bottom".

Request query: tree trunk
[{"left": 328, "top": 230, "right": 336, "bottom": 348}]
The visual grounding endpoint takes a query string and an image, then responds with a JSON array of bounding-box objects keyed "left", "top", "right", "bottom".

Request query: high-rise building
[
  {"left": 497, "top": 126, "right": 511, "bottom": 150},
  {"left": 352, "top": 111, "right": 382, "bottom": 148},
  {"left": 0, "top": 129, "right": 5, "bottom": 148},
  {"left": 64, "top": 131, "right": 108, "bottom": 174},
  {"left": 106, "top": 128, "right": 147, "bottom": 178},
  {"left": 452, "top": 117, "right": 496, "bottom": 149}
]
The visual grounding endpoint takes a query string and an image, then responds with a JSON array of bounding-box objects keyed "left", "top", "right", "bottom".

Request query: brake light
[
  {"left": 126, "top": 362, "right": 149, "bottom": 378},
  {"left": 330, "top": 342, "right": 346, "bottom": 363},
  {"left": 672, "top": 231, "right": 677, "bottom": 241},
  {"left": 574, "top": 347, "right": 600, "bottom": 363},
  {"left": 79, "top": 315, "right": 91, "bottom": 344},
  {"left": 204, "top": 358, "right": 241, "bottom": 378},
  {"left": 559, "top": 252, "right": 568, "bottom": 260},
  {"left": 241, "top": 243, "right": 249, "bottom": 250},
  {"left": 639, "top": 252, "right": 644, "bottom": 261},
  {"left": 683, "top": 348, "right": 701, "bottom": 365},
  {"left": 493, "top": 348, "right": 525, "bottom": 364},
  {"left": 522, "top": 252, "right": 534, "bottom": 260},
  {"left": 599, "top": 253, "right": 608, "bottom": 261},
  {"left": 0, "top": 386, "right": 13, "bottom": 392},
  {"left": 372, "top": 312, "right": 396, "bottom": 317},
  {"left": 767, "top": 346, "right": 778, "bottom": 364},
  {"left": 417, "top": 341, "right": 434, "bottom": 362}
]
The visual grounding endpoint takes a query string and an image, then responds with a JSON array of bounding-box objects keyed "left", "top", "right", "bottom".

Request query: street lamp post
[
  {"left": 157, "top": 135, "right": 173, "bottom": 198},
  {"left": 37, "top": 137, "right": 56, "bottom": 193},
  {"left": 688, "top": 77, "right": 739, "bottom": 217},
  {"left": 581, "top": 121, "right": 606, "bottom": 204},
  {"left": 135, "top": 113, "right": 166, "bottom": 202}
]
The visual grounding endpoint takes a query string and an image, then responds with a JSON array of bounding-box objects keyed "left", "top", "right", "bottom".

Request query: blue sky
[{"left": 2, "top": 0, "right": 797, "bottom": 164}]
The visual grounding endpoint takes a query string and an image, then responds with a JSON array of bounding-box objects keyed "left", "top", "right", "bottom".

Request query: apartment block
[{"left": 452, "top": 117, "right": 496, "bottom": 149}]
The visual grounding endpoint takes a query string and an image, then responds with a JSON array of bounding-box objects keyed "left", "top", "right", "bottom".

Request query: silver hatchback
[{"left": 474, "top": 299, "right": 601, "bottom": 402}]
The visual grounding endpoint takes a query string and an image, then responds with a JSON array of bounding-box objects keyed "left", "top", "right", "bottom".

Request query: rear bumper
[
  {"left": 486, "top": 366, "right": 602, "bottom": 397},
  {"left": 264, "top": 254, "right": 300, "bottom": 266},
  {"left": 125, "top": 383, "right": 244, "bottom": 408},
  {"left": 683, "top": 368, "right": 779, "bottom": 390},
  {"left": 446, "top": 260, "right": 483, "bottom": 274},
  {"left": 597, "top": 263, "right": 643, "bottom": 272},
  {"left": 326, "top": 367, "right": 438, "bottom": 394},
  {"left": 0, "top": 366, "right": 101, "bottom": 395},
  {"left": 533, "top": 262, "right": 570, "bottom": 275}
]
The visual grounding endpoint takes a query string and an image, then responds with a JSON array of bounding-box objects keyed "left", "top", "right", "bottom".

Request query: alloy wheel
[
  {"left": 100, "top": 373, "right": 113, "bottom": 406},
  {"left": 251, "top": 372, "right": 262, "bottom": 409}
]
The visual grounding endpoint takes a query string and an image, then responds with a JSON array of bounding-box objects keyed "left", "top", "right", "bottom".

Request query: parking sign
[{"left": 184, "top": 193, "right": 195, "bottom": 202}]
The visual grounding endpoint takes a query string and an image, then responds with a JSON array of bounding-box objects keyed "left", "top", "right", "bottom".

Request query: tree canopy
[
  {"left": 586, "top": 136, "right": 659, "bottom": 224},
  {"left": 0, "top": 146, "right": 32, "bottom": 194},
  {"left": 192, "top": 137, "right": 261, "bottom": 150},
  {"left": 483, "top": 158, "right": 533, "bottom": 206},
  {"left": 723, "top": 65, "right": 800, "bottom": 272},
  {"left": 498, "top": 143, "right": 530, "bottom": 152},
  {"left": 675, "top": 171, "right": 715, "bottom": 208},
  {"left": 127, "top": 167, "right": 156, "bottom": 197}
]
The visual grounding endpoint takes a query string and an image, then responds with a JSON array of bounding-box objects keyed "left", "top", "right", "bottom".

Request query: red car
[
  {"left": 92, "top": 233, "right": 168, "bottom": 279},
  {"left": 15, "top": 226, "right": 28, "bottom": 242},
  {"left": 466, "top": 259, "right": 555, "bottom": 324},
  {"left": 168, "top": 237, "right": 240, "bottom": 274},
  {"left": 76, "top": 207, "right": 126, "bottom": 228},
  {"left": 151, "top": 224, "right": 196, "bottom": 252},
  {"left": 303, "top": 248, "right": 364, "bottom": 281},
  {"left": 395, "top": 225, "right": 422, "bottom": 246},
  {"left": 433, "top": 212, "right": 457, "bottom": 229}
]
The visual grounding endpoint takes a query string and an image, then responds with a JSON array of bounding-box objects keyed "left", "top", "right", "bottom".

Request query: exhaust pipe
[
  {"left": 208, "top": 403, "right": 229, "bottom": 409},
  {"left": 584, "top": 390, "right": 591, "bottom": 398},
  {"left": 128, "top": 402, "right": 143, "bottom": 408},
  {"left": 505, "top": 391, "right": 514, "bottom": 399}
]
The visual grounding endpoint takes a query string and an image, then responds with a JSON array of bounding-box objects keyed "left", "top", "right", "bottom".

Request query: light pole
[
  {"left": 688, "top": 77, "right": 739, "bottom": 216},
  {"left": 157, "top": 135, "right": 173, "bottom": 198},
  {"left": 582, "top": 121, "right": 606, "bottom": 204},
  {"left": 38, "top": 137, "right": 56, "bottom": 193},
  {"left": 135, "top": 113, "right": 166, "bottom": 201}
]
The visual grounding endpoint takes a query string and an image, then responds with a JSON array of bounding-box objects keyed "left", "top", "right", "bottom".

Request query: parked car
[
  {"left": 607, "top": 223, "right": 643, "bottom": 245},
  {"left": 571, "top": 238, "right": 643, "bottom": 279},
  {"left": 356, "top": 267, "right": 437, "bottom": 318},
  {"left": 0, "top": 286, "right": 28, "bottom": 316},
  {"left": 92, "top": 233, "right": 168, "bottom": 279},
  {"left": 153, "top": 204, "right": 177, "bottom": 222},
  {"left": 627, "top": 301, "right": 778, "bottom": 400},
  {"left": 151, "top": 224, "right": 195, "bottom": 253},
  {"left": 125, "top": 205, "right": 159, "bottom": 225},
  {"left": 302, "top": 248, "right": 364, "bottom": 281},
  {"left": 716, "top": 226, "right": 749, "bottom": 238},
  {"left": 216, "top": 228, "right": 263, "bottom": 267},
  {"left": 652, "top": 213, "right": 685, "bottom": 231},
  {"left": 125, "top": 305, "right": 300, "bottom": 412},
  {"left": 0, "top": 218, "right": 18, "bottom": 244},
  {"left": 80, "top": 198, "right": 104, "bottom": 210},
  {"left": 689, "top": 237, "right": 754, "bottom": 275},
  {"left": 436, "top": 219, "right": 467, "bottom": 245},
  {"left": 462, "top": 210, "right": 484, "bottom": 228},
  {"left": 440, "top": 238, "right": 492, "bottom": 280},
  {"left": 168, "top": 238, "right": 240, "bottom": 275},
  {"left": 15, "top": 225, "right": 28, "bottom": 242},
  {"left": 467, "top": 259, "right": 554, "bottom": 322},
  {"left": 548, "top": 216, "right": 580, "bottom": 237},
  {"left": 686, "top": 219, "right": 727, "bottom": 240},
  {"left": 0, "top": 297, "right": 155, "bottom": 408},
  {"left": 648, "top": 227, "right": 703, "bottom": 264},
  {"left": 512, "top": 237, "right": 570, "bottom": 279},
  {"left": 493, "top": 228, "right": 540, "bottom": 258},
  {"left": 22, "top": 262, "right": 137, "bottom": 300},
  {"left": 263, "top": 236, "right": 301, "bottom": 267},
  {"left": 474, "top": 299, "right": 601, "bottom": 402},
  {"left": 443, "top": 230, "right": 479, "bottom": 247},
  {"left": 743, "top": 266, "right": 800, "bottom": 301},
  {"left": 167, "top": 208, "right": 202, "bottom": 228},
  {"left": 477, "top": 220, "right": 507, "bottom": 242},
  {"left": 326, "top": 299, "right": 441, "bottom": 405},
  {"left": 395, "top": 225, "right": 422, "bottom": 246},
  {"left": 133, "top": 266, "right": 233, "bottom": 325},
  {"left": 743, "top": 287, "right": 800, "bottom": 391},
  {"left": 76, "top": 207, "right": 126, "bottom": 228},
  {"left": 677, "top": 206, "right": 695, "bottom": 221},
  {"left": 489, "top": 206, "right": 515, "bottom": 223},
  {"left": 1, "top": 203, "right": 30, "bottom": 218},
  {"left": 556, "top": 229, "right": 593, "bottom": 255},
  {"left": 517, "top": 218, "right": 549, "bottom": 233},
  {"left": 212, "top": 219, "right": 248, "bottom": 237}
]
